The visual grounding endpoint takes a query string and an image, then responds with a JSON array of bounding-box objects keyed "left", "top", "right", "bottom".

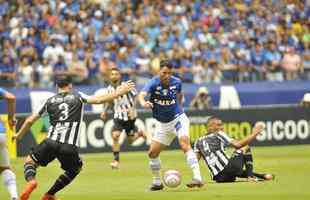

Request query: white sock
[
  {"left": 2, "top": 169, "right": 18, "bottom": 199},
  {"left": 149, "top": 158, "right": 161, "bottom": 185},
  {"left": 186, "top": 149, "right": 202, "bottom": 181}
]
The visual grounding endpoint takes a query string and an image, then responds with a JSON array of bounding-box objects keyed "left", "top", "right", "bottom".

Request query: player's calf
[
  {"left": 20, "top": 160, "right": 38, "bottom": 200},
  {"left": 47, "top": 168, "right": 81, "bottom": 196}
]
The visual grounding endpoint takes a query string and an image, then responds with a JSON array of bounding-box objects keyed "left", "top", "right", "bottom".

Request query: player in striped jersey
[
  {"left": 0, "top": 88, "right": 18, "bottom": 200},
  {"left": 194, "top": 117, "right": 274, "bottom": 183},
  {"left": 100, "top": 68, "right": 147, "bottom": 169},
  {"left": 13, "top": 75, "right": 135, "bottom": 200}
]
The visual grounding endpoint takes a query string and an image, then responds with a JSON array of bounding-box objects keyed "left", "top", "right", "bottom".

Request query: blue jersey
[
  {"left": 142, "top": 76, "right": 183, "bottom": 122},
  {"left": 0, "top": 88, "right": 7, "bottom": 133}
]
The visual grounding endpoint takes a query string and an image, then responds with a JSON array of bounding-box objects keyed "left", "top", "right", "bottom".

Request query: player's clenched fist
[
  {"left": 141, "top": 101, "right": 153, "bottom": 109},
  {"left": 253, "top": 122, "right": 265, "bottom": 134}
]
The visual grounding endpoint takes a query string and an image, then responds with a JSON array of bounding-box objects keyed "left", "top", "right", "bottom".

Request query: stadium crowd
[{"left": 0, "top": 0, "right": 309, "bottom": 88}]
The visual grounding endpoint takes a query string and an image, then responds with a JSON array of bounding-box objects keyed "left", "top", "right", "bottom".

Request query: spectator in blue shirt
[
  {"left": 250, "top": 42, "right": 265, "bottom": 80},
  {"left": 0, "top": 55, "right": 16, "bottom": 87}
]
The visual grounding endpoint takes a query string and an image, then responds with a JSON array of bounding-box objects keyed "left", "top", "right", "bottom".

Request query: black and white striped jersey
[
  {"left": 193, "top": 131, "right": 234, "bottom": 177},
  {"left": 103, "top": 83, "right": 137, "bottom": 121},
  {"left": 36, "top": 91, "right": 89, "bottom": 146}
]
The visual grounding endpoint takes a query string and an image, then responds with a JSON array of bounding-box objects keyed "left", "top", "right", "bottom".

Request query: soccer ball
[{"left": 163, "top": 170, "right": 181, "bottom": 188}]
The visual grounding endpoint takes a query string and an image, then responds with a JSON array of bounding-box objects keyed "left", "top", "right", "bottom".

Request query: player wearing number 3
[
  {"left": 138, "top": 60, "right": 203, "bottom": 191},
  {"left": 12, "top": 75, "right": 135, "bottom": 200}
]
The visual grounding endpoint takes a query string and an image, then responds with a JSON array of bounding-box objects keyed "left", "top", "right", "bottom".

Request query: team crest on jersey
[
  {"left": 170, "top": 85, "right": 177, "bottom": 90},
  {"left": 162, "top": 89, "right": 168, "bottom": 96},
  {"left": 156, "top": 86, "right": 162, "bottom": 90}
]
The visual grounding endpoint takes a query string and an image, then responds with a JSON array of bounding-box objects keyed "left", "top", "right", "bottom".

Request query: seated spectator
[
  {"left": 18, "top": 56, "right": 34, "bottom": 88},
  {"left": 189, "top": 86, "right": 213, "bottom": 110},
  {"left": 300, "top": 93, "right": 310, "bottom": 108},
  {"left": 264, "top": 41, "right": 283, "bottom": 81},
  {"left": 0, "top": 55, "right": 16, "bottom": 87},
  {"left": 36, "top": 58, "right": 53, "bottom": 88},
  {"left": 70, "top": 55, "right": 88, "bottom": 85}
]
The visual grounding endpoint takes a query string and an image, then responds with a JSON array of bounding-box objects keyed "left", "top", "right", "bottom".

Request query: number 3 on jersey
[{"left": 59, "top": 103, "right": 69, "bottom": 121}]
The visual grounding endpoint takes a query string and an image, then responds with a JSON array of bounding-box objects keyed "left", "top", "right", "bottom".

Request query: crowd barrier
[
  {"left": 1, "top": 80, "right": 310, "bottom": 113},
  {"left": 11, "top": 107, "right": 310, "bottom": 157}
]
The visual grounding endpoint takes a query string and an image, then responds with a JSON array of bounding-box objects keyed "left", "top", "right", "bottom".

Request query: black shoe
[
  {"left": 149, "top": 183, "right": 164, "bottom": 191},
  {"left": 186, "top": 179, "right": 204, "bottom": 188}
]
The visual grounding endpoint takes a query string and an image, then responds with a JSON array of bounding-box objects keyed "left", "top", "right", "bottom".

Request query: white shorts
[
  {"left": 153, "top": 113, "right": 190, "bottom": 146},
  {"left": 0, "top": 134, "right": 10, "bottom": 167}
]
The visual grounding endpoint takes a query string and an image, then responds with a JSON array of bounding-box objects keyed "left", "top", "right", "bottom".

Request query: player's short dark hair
[
  {"left": 160, "top": 60, "right": 172, "bottom": 69},
  {"left": 110, "top": 67, "right": 120, "bottom": 72},
  {"left": 55, "top": 75, "right": 72, "bottom": 88},
  {"left": 206, "top": 116, "right": 219, "bottom": 125}
]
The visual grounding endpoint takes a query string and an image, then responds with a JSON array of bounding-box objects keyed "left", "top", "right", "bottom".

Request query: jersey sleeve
[
  {"left": 34, "top": 101, "right": 48, "bottom": 116},
  {"left": 193, "top": 140, "right": 200, "bottom": 153},
  {"left": 217, "top": 131, "right": 234, "bottom": 146},
  {"left": 131, "top": 87, "right": 138, "bottom": 96},
  {"left": 141, "top": 79, "right": 154, "bottom": 94}
]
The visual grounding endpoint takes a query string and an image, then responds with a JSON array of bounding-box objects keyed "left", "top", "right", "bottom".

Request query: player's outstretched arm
[
  {"left": 87, "top": 81, "right": 135, "bottom": 104},
  {"left": 12, "top": 113, "right": 40, "bottom": 141},
  {"left": 138, "top": 92, "right": 153, "bottom": 109},
  {"left": 230, "top": 122, "right": 265, "bottom": 149},
  {"left": 3, "top": 91, "right": 16, "bottom": 129}
]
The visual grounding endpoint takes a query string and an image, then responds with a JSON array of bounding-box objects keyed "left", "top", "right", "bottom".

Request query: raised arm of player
[
  {"left": 3, "top": 91, "right": 16, "bottom": 129},
  {"left": 230, "top": 122, "right": 265, "bottom": 149},
  {"left": 86, "top": 81, "right": 135, "bottom": 104},
  {"left": 12, "top": 113, "right": 40, "bottom": 141}
]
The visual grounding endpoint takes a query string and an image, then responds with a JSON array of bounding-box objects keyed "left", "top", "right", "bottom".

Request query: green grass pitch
[{"left": 1, "top": 145, "right": 309, "bottom": 200}]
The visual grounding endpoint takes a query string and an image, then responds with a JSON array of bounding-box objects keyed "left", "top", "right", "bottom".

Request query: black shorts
[
  {"left": 30, "top": 139, "right": 83, "bottom": 172},
  {"left": 213, "top": 150, "right": 244, "bottom": 182},
  {"left": 112, "top": 118, "right": 138, "bottom": 136}
]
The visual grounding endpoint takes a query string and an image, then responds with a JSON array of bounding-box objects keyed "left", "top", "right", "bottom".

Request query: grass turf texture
[{"left": 1, "top": 145, "right": 309, "bottom": 200}]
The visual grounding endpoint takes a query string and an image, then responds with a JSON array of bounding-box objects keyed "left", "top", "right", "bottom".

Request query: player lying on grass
[{"left": 193, "top": 117, "right": 274, "bottom": 183}]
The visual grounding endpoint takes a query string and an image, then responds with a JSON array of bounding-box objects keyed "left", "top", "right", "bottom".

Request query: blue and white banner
[{"left": 1, "top": 81, "right": 310, "bottom": 113}]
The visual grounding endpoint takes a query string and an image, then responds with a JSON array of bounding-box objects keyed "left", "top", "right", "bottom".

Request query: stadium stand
[{"left": 0, "top": 0, "right": 308, "bottom": 88}]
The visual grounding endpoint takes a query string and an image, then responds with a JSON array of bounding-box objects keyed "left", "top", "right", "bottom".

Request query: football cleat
[
  {"left": 149, "top": 183, "right": 164, "bottom": 191},
  {"left": 110, "top": 160, "right": 120, "bottom": 169},
  {"left": 186, "top": 179, "right": 204, "bottom": 188},
  {"left": 41, "top": 193, "right": 61, "bottom": 200},
  {"left": 20, "top": 180, "right": 38, "bottom": 200}
]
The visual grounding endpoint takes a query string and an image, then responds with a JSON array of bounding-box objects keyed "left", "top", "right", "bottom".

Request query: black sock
[
  {"left": 244, "top": 148, "right": 253, "bottom": 177},
  {"left": 113, "top": 151, "right": 120, "bottom": 162},
  {"left": 24, "top": 163, "right": 37, "bottom": 181},
  {"left": 47, "top": 171, "right": 79, "bottom": 195}
]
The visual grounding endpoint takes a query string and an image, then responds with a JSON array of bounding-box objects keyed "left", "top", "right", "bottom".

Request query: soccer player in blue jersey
[
  {"left": 138, "top": 60, "right": 203, "bottom": 190},
  {"left": 0, "top": 88, "right": 18, "bottom": 200}
]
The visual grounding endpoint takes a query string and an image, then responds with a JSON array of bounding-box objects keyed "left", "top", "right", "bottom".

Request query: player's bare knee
[
  {"left": 0, "top": 166, "right": 10, "bottom": 173},
  {"left": 148, "top": 149, "right": 159, "bottom": 158},
  {"left": 112, "top": 133, "right": 120, "bottom": 141},
  {"left": 25, "top": 155, "right": 37, "bottom": 166},
  {"left": 179, "top": 140, "right": 191, "bottom": 152}
]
